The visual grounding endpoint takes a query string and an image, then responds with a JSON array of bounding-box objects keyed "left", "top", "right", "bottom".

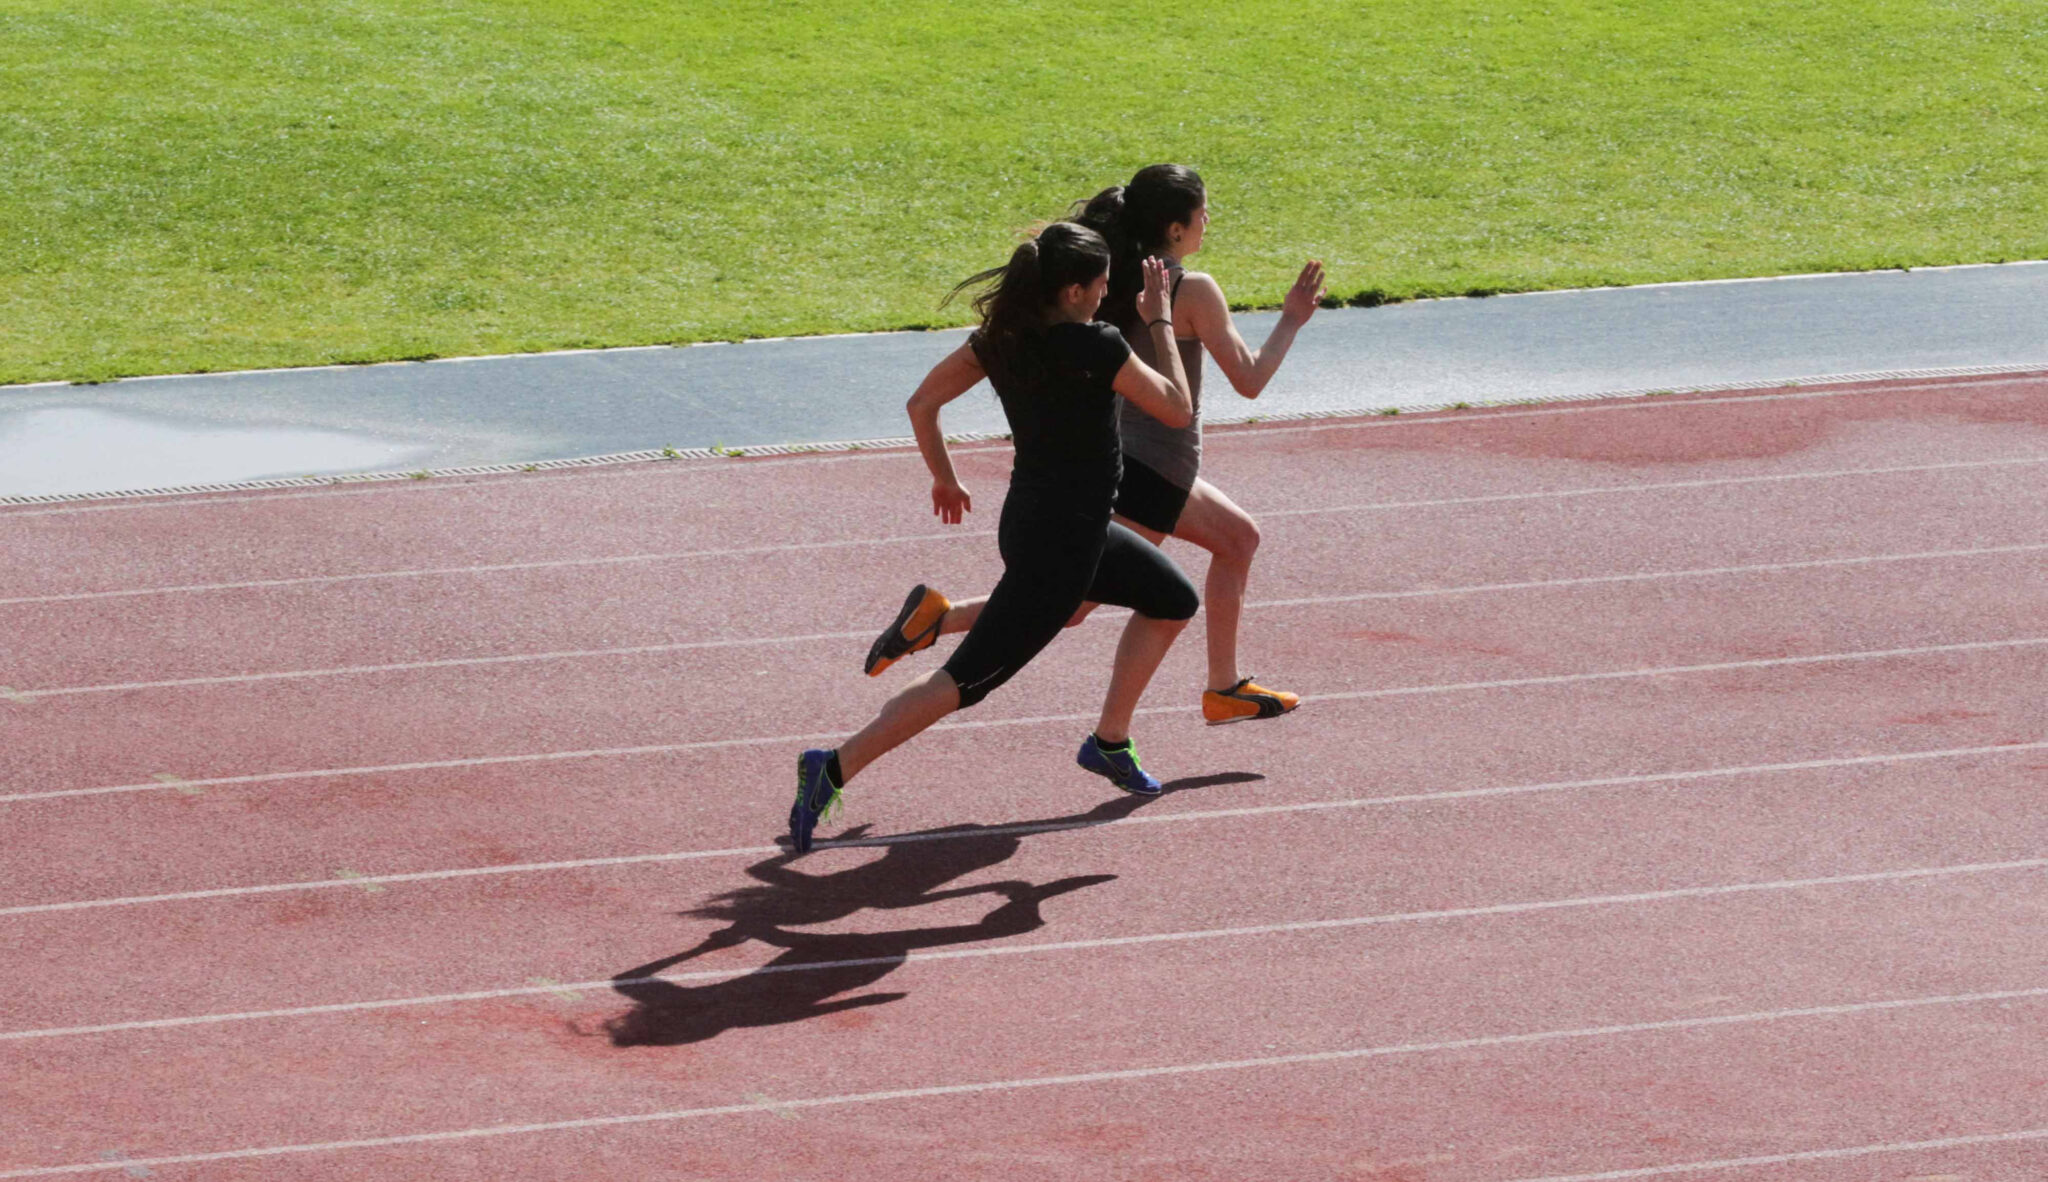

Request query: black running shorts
[
  {"left": 942, "top": 486, "right": 1198, "bottom": 709},
  {"left": 1113, "top": 456, "right": 1192, "bottom": 535}
]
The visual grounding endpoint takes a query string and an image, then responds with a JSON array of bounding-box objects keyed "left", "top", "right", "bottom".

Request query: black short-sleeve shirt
[{"left": 970, "top": 321, "right": 1133, "bottom": 506}]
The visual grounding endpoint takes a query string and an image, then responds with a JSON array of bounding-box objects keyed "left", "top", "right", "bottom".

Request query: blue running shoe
[
  {"left": 790, "top": 748, "right": 843, "bottom": 854},
  {"left": 1076, "top": 735, "right": 1163, "bottom": 796}
]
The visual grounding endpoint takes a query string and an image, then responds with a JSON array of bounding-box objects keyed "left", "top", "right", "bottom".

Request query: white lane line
[
  {"left": 1221, "top": 372, "right": 2048, "bottom": 441},
  {"left": 5, "top": 737, "right": 2042, "bottom": 915},
  {"left": 5, "top": 372, "right": 2040, "bottom": 522},
  {"left": 8, "top": 851, "right": 2046, "bottom": 1041},
  {"left": 1296, "top": 635, "right": 2048, "bottom": 708},
  {"left": 8, "top": 636, "right": 2045, "bottom": 806},
  {"left": 1502, "top": 1127, "right": 2048, "bottom": 1182},
  {"left": 0, "top": 736, "right": 840, "bottom": 804},
  {"left": 15, "top": 542, "right": 2047, "bottom": 701},
  {"left": 1258, "top": 453, "right": 2048, "bottom": 522},
  {"left": 0, "top": 530, "right": 989, "bottom": 607},
  {"left": 3, "top": 985, "right": 2043, "bottom": 1178},
  {"left": 1247, "top": 540, "right": 2048, "bottom": 610},
  {"left": 6, "top": 454, "right": 2043, "bottom": 607},
  {"left": 6, "top": 630, "right": 874, "bottom": 701}
]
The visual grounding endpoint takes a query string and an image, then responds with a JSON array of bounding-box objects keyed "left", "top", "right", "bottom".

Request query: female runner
[
  {"left": 867, "top": 165, "right": 1325, "bottom": 724},
  {"left": 792, "top": 224, "right": 1196, "bottom": 853}
]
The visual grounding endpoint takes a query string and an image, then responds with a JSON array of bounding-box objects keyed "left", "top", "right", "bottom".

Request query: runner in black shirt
[
  {"left": 790, "top": 223, "right": 1196, "bottom": 853},
  {"left": 887, "top": 166, "right": 1326, "bottom": 725}
]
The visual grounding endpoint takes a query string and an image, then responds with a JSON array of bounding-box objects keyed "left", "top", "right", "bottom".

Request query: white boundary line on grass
[
  {"left": 5, "top": 847, "right": 2046, "bottom": 1041},
  {"left": 5, "top": 736, "right": 2042, "bottom": 915},
  {"left": 1495, "top": 256, "right": 2048, "bottom": 296},
  {"left": 5, "top": 452, "right": 2045, "bottom": 607},
  {"left": 10, "top": 542, "right": 2047, "bottom": 701},
  {"left": 7, "top": 261, "right": 2038, "bottom": 393},
  {"left": 0, "top": 344, "right": 680, "bottom": 391},
  {"left": 4, "top": 260, "right": 2039, "bottom": 397},
  {"left": 6, "top": 636, "right": 2044, "bottom": 807},
  {"left": 2, "top": 367, "right": 2042, "bottom": 514},
  {"left": 2, "top": 985, "right": 2044, "bottom": 1178}
]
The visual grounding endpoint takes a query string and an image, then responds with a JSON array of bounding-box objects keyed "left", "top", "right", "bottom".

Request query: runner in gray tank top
[
  {"left": 865, "top": 165, "right": 1326, "bottom": 725},
  {"left": 1117, "top": 257, "right": 1208, "bottom": 495}
]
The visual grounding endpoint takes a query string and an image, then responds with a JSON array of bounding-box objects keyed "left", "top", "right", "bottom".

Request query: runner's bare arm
[
  {"left": 1115, "top": 256, "right": 1195, "bottom": 428},
  {"left": 1180, "top": 261, "right": 1325, "bottom": 399},
  {"left": 906, "top": 341, "right": 984, "bottom": 523}
]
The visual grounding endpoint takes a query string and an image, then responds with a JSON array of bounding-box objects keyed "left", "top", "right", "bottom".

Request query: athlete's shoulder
[
  {"left": 1172, "top": 271, "right": 1230, "bottom": 334},
  {"left": 1080, "top": 318, "right": 1132, "bottom": 347},
  {"left": 1071, "top": 320, "right": 1131, "bottom": 374}
]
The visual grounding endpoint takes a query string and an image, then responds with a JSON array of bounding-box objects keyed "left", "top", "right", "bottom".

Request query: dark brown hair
[
  {"left": 1072, "top": 164, "right": 1206, "bottom": 328},
  {"left": 945, "top": 221, "right": 1111, "bottom": 377}
]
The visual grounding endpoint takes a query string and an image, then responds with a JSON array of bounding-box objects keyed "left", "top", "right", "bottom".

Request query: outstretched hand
[
  {"left": 1134, "top": 255, "right": 1173, "bottom": 327},
  {"left": 932, "top": 479, "right": 972, "bottom": 524},
  {"left": 1281, "top": 260, "right": 1326, "bottom": 326}
]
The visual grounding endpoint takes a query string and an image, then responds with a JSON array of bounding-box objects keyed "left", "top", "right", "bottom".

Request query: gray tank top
[{"left": 1116, "top": 260, "right": 1205, "bottom": 490}]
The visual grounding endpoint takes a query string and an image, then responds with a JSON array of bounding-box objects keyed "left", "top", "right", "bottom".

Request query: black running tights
[{"left": 942, "top": 489, "right": 1198, "bottom": 709}]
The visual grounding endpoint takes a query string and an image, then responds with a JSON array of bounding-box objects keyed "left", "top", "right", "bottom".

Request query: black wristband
[{"left": 1146, "top": 317, "right": 1172, "bottom": 330}]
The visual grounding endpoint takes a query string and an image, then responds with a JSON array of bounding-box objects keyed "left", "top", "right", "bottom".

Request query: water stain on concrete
[{"left": 0, "top": 407, "right": 430, "bottom": 496}]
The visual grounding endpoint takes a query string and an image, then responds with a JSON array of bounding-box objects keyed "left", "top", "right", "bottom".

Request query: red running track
[{"left": 5, "top": 372, "right": 2048, "bottom": 1180}]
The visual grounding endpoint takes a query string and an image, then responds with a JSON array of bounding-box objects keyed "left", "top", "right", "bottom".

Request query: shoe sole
[
  {"left": 790, "top": 760, "right": 812, "bottom": 853},
  {"left": 864, "top": 584, "right": 943, "bottom": 677},
  {"left": 790, "top": 753, "right": 834, "bottom": 854}
]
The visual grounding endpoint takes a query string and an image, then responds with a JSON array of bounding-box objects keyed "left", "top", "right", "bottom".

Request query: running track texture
[{"left": 6, "top": 372, "right": 2048, "bottom": 1180}]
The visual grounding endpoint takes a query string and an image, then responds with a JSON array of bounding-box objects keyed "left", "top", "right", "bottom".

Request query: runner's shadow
[{"left": 603, "top": 772, "right": 1261, "bottom": 1047}]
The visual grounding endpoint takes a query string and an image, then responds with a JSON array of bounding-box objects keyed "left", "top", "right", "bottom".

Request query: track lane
[
  {"left": 3, "top": 535, "right": 2045, "bottom": 796},
  {"left": 4, "top": 613, "right": 2041, "bottom": 907},
  {"left": 5, "top": 896, "right": 2045, "bottom": 1177},
  {"left": 10, "top": 376, "right": 2048, "bottom": 1180},
  {"left": 4, "top": 457, "right": 2044, "bottom": 690},
  {"left": 6, "top": 736, "right": 2045, "bottom": 1032}
]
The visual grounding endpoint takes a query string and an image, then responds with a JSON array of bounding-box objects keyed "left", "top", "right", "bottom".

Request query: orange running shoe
[
  {"left": 1202, "top": 676, "right": 1300, "bottom": 724},
  {"left": 864, "top": 584, "right": 951, "bottom": 676}
]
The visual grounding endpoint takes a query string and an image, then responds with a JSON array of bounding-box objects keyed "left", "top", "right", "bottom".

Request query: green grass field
[{"left": 2, "top": 0, "right": 2043, "bottom": 384}]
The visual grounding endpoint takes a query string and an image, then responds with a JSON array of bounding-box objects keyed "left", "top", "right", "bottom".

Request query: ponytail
[
  {"left": 1070, "top": 185, "right": 1125, "bottom": 237},
  {"left": 945, "top": 222, "right": 1110, "bottom": 378},
  {"left": 1078, "top": 164, "right": 1205, "bottom": 328}
]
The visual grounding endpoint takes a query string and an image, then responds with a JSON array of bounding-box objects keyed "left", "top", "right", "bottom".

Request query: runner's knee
[
  {"left": 1147, "top": 574, "right": 1199, "bottom": 622},
  {"left": 1214, "top": 513, "right": 1260, "bottom": 567}
]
